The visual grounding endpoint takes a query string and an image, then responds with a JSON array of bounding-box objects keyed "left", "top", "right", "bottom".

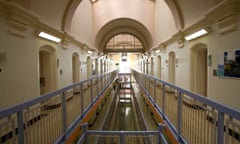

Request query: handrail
[
  {"left": 135, "top": 70, "right": 240, "bottom": 120},
  {"left": 132, "top": 69, "right": 240, "bottom": 144},
  {"left": 0, "top": 71, "right": 116, "bottom": 119},
  {"left": 1, "top": 69, "right": 239, "bottom": 144},
  {"left": 0, "top": 70, "right": 118, "bottom": 144},
  {"left": 78, "top": 123, "right": 167, "bottom": 144}
]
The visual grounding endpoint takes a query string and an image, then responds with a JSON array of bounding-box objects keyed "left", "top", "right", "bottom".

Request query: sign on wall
[{"left": 218, "top": 49, "right": 240, "bottom": 78}]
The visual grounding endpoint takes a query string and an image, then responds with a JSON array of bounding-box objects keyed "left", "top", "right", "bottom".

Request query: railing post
[
  {"left": 154, "top": 79, "right": 156, "bottom": 102},
  {"left": 101, "top": 74, "right": 103, "bottom": 90},
  {"left": 83, "top": 123, "right": 88, "bottom": 144},
  {"left": 104, "top": 73, "right": 106, "bottom": 87},
  {"left": 148, "top": 75, "right": 150, "bottom": 94},
  {"left": 80, "top": 84, "right": 84, "bottom": 114},
  {"left": 90, "top": 79, "right": 93, "bottom": 104},
  {"left": 61, "top": 91, "right": 67, "bottom": 140},
  {"left": 158, "top": 123, "right": 167, "bottom": 144},
  {"left": 78, "top": 123, "right": 88, "bottom": 144},
  {"left": 217, "top": 111, "right": 224, "bottom": 144},
  {"left": 162, "top": 84, "right": 166, "bottom": 116},
  {"left": 17, "top": 111, "right": 24, "bottom": 144},
  {"left": 97, "top": 76, "right": 99, "bottom": 97},
  {"left": 106, "top": 72, "right": 108, "bottom": 86},
  {"left": 177, "top": 91, "right": 183, "bottom": 136},
  {"left": 144, "top": 75, "right": 147, "bottom": 90},
  {"left": 120, "top": 131, "right": 124, "bottom": 144}
]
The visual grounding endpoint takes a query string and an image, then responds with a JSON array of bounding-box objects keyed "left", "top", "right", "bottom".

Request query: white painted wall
[
  {"left": 153, "top": 0, "right": 176, "bottom": 46},
  {"left": 31, "top": 0, "right": 69, "bottom": 30},
  {"left": 176, "top": 0, "right": 222, "bottom": 27},
  {"left": 0, "top": 13, "right": 90, "bottom": 109},
  {"left": 71, "top": 0, "right": 94, "bottom": 48},
  {"left": 150, "top": 18, "right": 240, "bottom": 109},
  {"left": 0, "top": 16, "right": 40, "bottom": 109},
  {"left": 207, "top": 22, "right": 240, "bottom": 109}
]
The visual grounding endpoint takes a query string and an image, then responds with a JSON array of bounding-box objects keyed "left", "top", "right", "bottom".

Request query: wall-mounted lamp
[
  {"left": 38, "top": 32, "right": 61, "bottom": 43},
  {"left": 184, "top": 29, "right": 208, "bottom": 41}
]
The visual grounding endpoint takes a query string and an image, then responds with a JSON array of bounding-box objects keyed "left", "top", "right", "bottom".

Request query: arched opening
[
  {"left": 158, "top": 55, "right": 162, "bottom": 79},
  {"left": 72, "top": 53, "right": 80, "bottom": 83},
  {"left": 39, "top": 46, "right": 57, "bottom": 95},
  {"left": 191, "top": 44, "right": 208, "bottom": 96},
  {"left": 168, "top": 51, "right": 176, "bottom": 84}
]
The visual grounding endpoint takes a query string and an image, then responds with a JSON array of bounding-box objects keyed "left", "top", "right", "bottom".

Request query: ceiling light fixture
[
  {"left": 38, "top": 32, "right": 61, "bottom": 43},
  {"left": 90, "top": 0, "right": 98, "bottom": 3},
  {"left": 155, "top": 49, "right": 160, "bottom": 53},
  {"left": 88, "top": 50, "right": 93, "bottom": 54},
  {"left": 184, "top": 29, "right": 208, "bottom": 41}
]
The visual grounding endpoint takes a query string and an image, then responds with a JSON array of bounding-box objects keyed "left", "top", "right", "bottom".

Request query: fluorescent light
[
  {"left": 155, "top": 49, "right": 160, "bottom": 53},
  {"left": 38, "top": 32, "right": 61, "bottom": 43},
  {"left": 88, "top": 50, "right": 93, "bottom": 54},
  {"left": 90, "top": 0, "right": 97, "bottom": 3},
  {"left": 184, "top": 29, "right": 208, "bottom": 41}
]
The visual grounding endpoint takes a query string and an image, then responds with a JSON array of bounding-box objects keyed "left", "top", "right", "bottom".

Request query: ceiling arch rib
[
  {"left": 61, "top": 0, "right": 184, "bottom": 37},
  {"left": 61, "top": 0, "right": 82, "bottom": 32},
  {"left": 95, "top": 18, "right": 152, "bottom": 53},
  {"left": 164, "top": 0, "right": 184, "bottom": 29}
]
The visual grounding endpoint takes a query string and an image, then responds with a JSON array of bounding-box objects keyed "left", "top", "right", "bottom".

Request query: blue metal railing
[
  {"left": 76, "top": 72, "right": 169, "bottom": 144},
  {"left": 0, "top": 70, "right": 117, "bottom": 144},
  {"left": 1, "top": 69, "right": 239, "bottom": 144},
  {"left": 133, "top": 69, "right": 240, "bottom": 144},
  {"left": 78, "top": 123, "right": 167, "bottom": 144}
]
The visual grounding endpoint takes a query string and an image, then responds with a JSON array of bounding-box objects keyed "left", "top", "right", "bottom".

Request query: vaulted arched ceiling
[
  {"left": 61, "top": 0, "right": 184, "bottom": 53},
  {"left": 62, "top": 0, "right": 183, "bottom": 33},
  {"left": 25, "top": 0, "right": 224, "bottom": 53}
]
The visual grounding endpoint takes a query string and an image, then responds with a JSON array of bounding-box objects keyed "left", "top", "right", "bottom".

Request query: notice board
[{"left": 218, "top": 49, "right": 240, "bottom": 78}]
